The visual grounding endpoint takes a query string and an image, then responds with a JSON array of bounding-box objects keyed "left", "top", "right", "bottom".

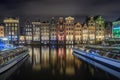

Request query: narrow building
[
  {"left": 105, "top": 21, "right": 112, "bottom": 39},
  {"left": 74, "top": 22, "right": 82, "bottom": 44},
  {"left": 50, "top": 17, "right": 57, "bottom": 45},
  {"left": 32, "top": 20, "right": 41, "bottom": 44},
  {"left": 40, "top": 21, "right": 50, "bottom": 44},
  {"left": 88, "top": 16, "right": 96, "bottom": 44},
  {"left": 82, "top": 23, "right": 88, "bottom": 44},
  {"left": 57, "top": 17, "right": 66, "bottom": 44},
  {"left": 65, "top": 16, "right": 74, "bottom": 44},
  {"left": 95, "top": 16, "right": 105, "bottom": 43},
  {"left": 3, "top": 17, "right": 19, "bottom": 44}
]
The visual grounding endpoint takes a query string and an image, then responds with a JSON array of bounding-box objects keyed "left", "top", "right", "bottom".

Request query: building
[
  {"left": 112, "top": 19, "right": 120, "bottom": 38},
  {"left": 88, "top": 16, "right": 96, "bottom": 44},
  {"left": 32, "top": 20, "right": 41, "bottom": 43},
  {"left": 82, "top": 23, "right": 88, "bottom": 44},
  {"left": 105, "top": 21, "right": 112, "bottom": 39},
  {"left": 0, "top": 23, "right": 4, "bottom": 37},
  {"left": 3, "top": 17, "right": 19, "bottom": 44},
  {"left": 50, "top": 17, "right": 57, "bottom": 44},
  {"left": 95, "top": 16, "right": 105, "bottom": 43},
  {"left": 25, "top": 20, "right": 32, "bottom": 44},
  {"left": 74, "top": 22, "right": 82, "bottom": 44},
  {"left": 40, "top": 21, "right": 50, "bottom": 44},
  {"left": 65, "top": 16, "right": 74, "bottom": 44},
  {"left": 57, "top": 17, "right": 66, "bottom": 44}
]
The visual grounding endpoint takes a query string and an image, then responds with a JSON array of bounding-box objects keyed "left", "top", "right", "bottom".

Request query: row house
[
  {"left": 74, "top": 22, "right": 82, "bottom": 44},
  {"left": 105, "top": 21, "right": 112, "bottom": 39},
  {"left": 4, "top": 17, "right": 19, "bottom": 44},
  {"left": 50, "top": 17, "right": 57, "bottom": 44},
  {"left": 88, "top": 16, "right": 96, "bottom": 44},
  {"left": 57, "top": 17, "right": 66, "bottom": 44},
  {"left": 40, "top": 21, "right": 50, "bottom": 44},
  {"left": 82, "top": 16, "right": 105, "bottom": 44},
  {"left": 24, "top": 16, "right": 107, "bottom": 44},
  {"left": 25, "top": 20, "right": 32, "bottom": 44},
  {"left": 82, "top": 23, "right": 88, "bottom": 44},
  {"left": 32, "top": 21, "right": 41, "bottom": 42},
  {"left": 65, "top": 16, "right": 74, "bottom": 44},
  {"left": 95, "top": 16, "right": 105, "bottom": 42}
]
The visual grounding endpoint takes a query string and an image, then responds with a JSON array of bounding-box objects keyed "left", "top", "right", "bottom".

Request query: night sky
[{"left": 0, "top": 0, "right": 120, "bottom": 22}]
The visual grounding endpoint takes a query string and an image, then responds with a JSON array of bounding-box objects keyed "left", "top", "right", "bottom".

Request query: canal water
[{"left": 6, "top": 45, "right": 119, "bottom": 80}]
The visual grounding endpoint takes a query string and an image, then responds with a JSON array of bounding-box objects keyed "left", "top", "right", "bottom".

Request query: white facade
[
  {"left": 40, "top": 22, "right": 50, "bottom": 44},
  {"left": 65, "top": 16, "right": 74, "bottom": 44},
  {"left": 82, "top": 23, "right": 88, "bottom": 43},
  {"left": 74, "top": 22, "right": 82, "bottom": 44}
]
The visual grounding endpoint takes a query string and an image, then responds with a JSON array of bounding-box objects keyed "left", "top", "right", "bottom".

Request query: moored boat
[
  {"left": 0, "top": 46, "right": 29, "bottom": 74},
  {"left": 73, "top": 45, "right": 120, "bottom": 79}
]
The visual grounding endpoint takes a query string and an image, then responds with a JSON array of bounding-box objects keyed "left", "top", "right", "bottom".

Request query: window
[
  {"left": 12, "top": 24, "right": 14, "bottom": 26},
  {"left": 9, "top": 24, "right": 11, "bottom": 26},
  {"left": 15, "top": 24, "right": 18, "bottom": 26},
  {"left": 6, "top": 24, "right": 8, "bottom": 26}
]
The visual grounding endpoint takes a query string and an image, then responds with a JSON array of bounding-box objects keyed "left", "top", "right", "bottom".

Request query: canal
[{"left": 5, "top": 45, "right": 119, "bottom": 80}]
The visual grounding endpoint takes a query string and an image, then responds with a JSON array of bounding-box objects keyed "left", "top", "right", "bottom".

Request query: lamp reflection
[
  {"left": 41, "top": 46, "right": 49, "bottom": 68},
  {"left": 28, "top": 45, "right": 82, "bottom": 75},
  {"left": 32, "top": 47, "right": 41, "bottom": 71},
  {"left": 65, "top": 46, "right": 75, "bottom": 75},
  {"left": 57, "top": 47, "right": 65, "bottom": 74}
]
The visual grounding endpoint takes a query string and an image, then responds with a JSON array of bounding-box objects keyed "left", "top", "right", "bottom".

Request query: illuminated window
[
  {"left": 6, "top": 24, "right": 8, "bottom": 26},
  {"left": 15, "top": 24, "right": 18, "bottom": 26},
  {"left": 12, "top": 24, "right": 14, "bottom": 26}
]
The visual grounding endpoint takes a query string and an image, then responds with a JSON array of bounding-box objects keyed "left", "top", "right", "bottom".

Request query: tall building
[
  {"left": 25, "top": 20, "right": 32, "bottom": 44},
  {"left": 0, "top": 23, "right": 4, "bottom": 37},
  {"left": 88, "top": 16, "right": 96, "bottom": 44},
  {"left": 50, "top": 17, "right": 57, "bottom": 44},
  {"left": 40, "top": 21, "right": 50, "bottom": 44},
  {"left": 57, "top": 17, "right": 66, "bottom": 44},
  {"left": 74, "top": 22, "right": 82, "bottom": 44},
  {"left": 95, "top": 16, "right": 105, "bottom": 42},
  {"left": 82, "top": 23, "right": 88, "bottom": 44},
  {"left": 112, "top": 19, "right": 120, "bottom": 38},
  {"left": 3, "top": 17, "right": 19, "bottom": 44},
  {"left": 65, "top": 16, "right": 74, "bottom": 44},
  {"left": 32, "top": 20, "right": 41, "bottom": 43},
  {"left": 105, "top": 21, "right": 112, "bottom": 39}
]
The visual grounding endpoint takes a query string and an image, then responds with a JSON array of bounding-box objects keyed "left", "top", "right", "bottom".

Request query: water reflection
[
  {"left": 10, "top": 45, "right": 118, "bottom": 80},
  {"left": 28, "top": 45, "right": 81, "bottom": 76}
]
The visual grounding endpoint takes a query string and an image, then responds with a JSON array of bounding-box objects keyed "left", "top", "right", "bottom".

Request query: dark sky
[{"left": 0, "top": 0, "right": 120, "bottom": 22}]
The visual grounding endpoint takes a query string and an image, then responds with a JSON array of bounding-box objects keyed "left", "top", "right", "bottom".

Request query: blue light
[
  {"left": 51, "top": 45, "right": 55, "bottom": 48},
  {"left": 0, "top": 37, "right": 13, "bottom": 50},
  {"left": 113, "top": 26, "right": 120, "bottom": 30}
]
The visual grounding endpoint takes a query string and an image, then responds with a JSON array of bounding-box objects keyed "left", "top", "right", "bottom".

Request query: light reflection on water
[
  {"left": 8, "top": 45, "right": 119, "bottom": 80},
  {"left": 28, "top": 45, "right": 81, "bottom": 75}
]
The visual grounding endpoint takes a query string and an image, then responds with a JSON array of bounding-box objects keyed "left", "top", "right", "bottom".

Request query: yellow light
[{"left": 4, "top": 19, "right": 19, "bottom": 23}]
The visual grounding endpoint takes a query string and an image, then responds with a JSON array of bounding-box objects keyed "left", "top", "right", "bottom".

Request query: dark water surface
[{"left": 5, "top": 45, "right": 119, "bottom": 80}]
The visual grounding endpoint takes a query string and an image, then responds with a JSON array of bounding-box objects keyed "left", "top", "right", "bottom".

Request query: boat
[
  {"left": 0, "top": 46, "right": 29, "bottom": 74},
  {"left": 73, "top": 45, "right": 120, "bottom": 79}
]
